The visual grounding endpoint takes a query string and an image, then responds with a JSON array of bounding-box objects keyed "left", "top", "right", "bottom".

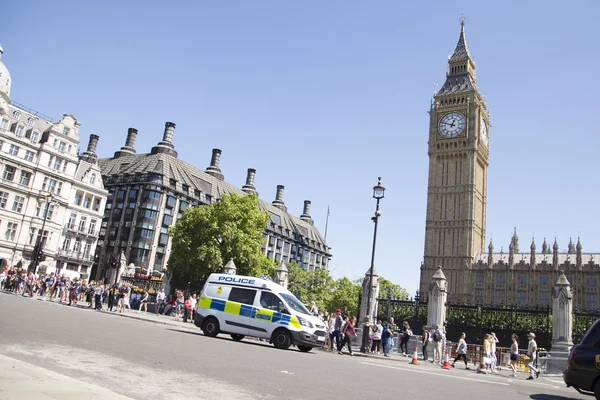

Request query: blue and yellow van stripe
[{"left": 198, "top": 296, "right": 301, "bottom": 329}]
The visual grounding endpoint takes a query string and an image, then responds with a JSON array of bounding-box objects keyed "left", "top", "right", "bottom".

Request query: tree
[
  {"left": 379, "top": 277, "right": 409, "bottom": 300},
  {"left": 327, "top": 277, "right": 361, "bottom": 317},
  {"left": 168, "top": 193, "right": 272, "bottom": 287},
  {"left": 287, "top": 262, "right": 309, "bottom": 303}
]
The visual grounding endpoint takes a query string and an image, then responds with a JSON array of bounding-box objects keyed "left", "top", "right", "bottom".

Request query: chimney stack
[
  {"left": 241, "top": 168, "right": 257, "bottom": 195},
  {"left": 114, "top": 128, "right": 138, "bottom": 158},
  {"left": 150, "top": 122, "right": 178, "bottom": 157},
  {"left": 272, "top": 185, "right": 287, "bottom": 211},
  {"left": 81, "top": 134, "right": 99, "bottom": 163},
  {"left": 205, "top": 148, "right": 224, "bottom": 181},
  {"left": 300, "top": 200, "right": 313, "bottom": 224}
]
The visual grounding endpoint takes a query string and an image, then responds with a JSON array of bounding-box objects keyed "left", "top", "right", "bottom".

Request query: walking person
[
  {"left": 526, "top": 332, "right": 540, "bottom": 380},
  {"left": 371, "top": 320, "right": 383, "bottom": 354},
  {"left": 381, "top": 321, "right": 391, "bottom": 357},
  {"left": 451, "top": 332, "right": 470, "bottom": 369},
  {"left": 509, "top": 334, "right": 519, "bottom": 377},
  {"left": 490, "top": 332, "right": 499, "bottom": 372},
  {"left": 138, "top": 290, "right": 149, "bottom": 313},
  {"left": 422, "top": 325, "right": 430, "bottom": 361},
  {"left": 478, "top": 334, "right": 492, "bottom": 374},
  {"left": 338, "top": 316, "right": 356, "bottom": 355},
  {"left": 399, "top": 321, "right": 411, "bottom": 356},
  {"left": 182, "top": 296, "right": 192, "bottom": 322},
  {"left": 432, "top": 325, "right": 443, "bottom": 364},
  {"left": 332, "top": 309, "right": 343, "bottom": 352}
]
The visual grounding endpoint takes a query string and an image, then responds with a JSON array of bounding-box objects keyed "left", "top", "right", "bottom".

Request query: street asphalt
[{"left": 0, "top": 292, "right": 584, "bottom": 400}]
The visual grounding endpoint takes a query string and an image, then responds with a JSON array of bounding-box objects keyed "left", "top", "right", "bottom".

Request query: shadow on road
[
  {"left": 529, "top": 394, "right": 581, "bottom": 400},
  {"left": 166, "top": 328, "right": 317, "bottom": 354}
]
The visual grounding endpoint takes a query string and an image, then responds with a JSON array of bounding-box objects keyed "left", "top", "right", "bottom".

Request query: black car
[{"left": 564, "top": 319, "right": 600, "bottom": 398}]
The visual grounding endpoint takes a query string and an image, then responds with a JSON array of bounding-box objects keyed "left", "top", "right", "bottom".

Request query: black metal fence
[
  {"left": 445, "top": 304, "right": 552, "bottom": 349},
  {"left": 377, "top": 298, "right": 428, "bottom": 335},
  {"left": 574, "top": 309, "right": 600, "bottom": 344}
]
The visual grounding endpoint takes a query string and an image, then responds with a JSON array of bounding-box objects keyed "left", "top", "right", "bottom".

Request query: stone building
[
  {"left": 95, "top": 123, "right": 330, "bottom": 281},
  {"left": 0, "top": 45, "right": 107, "bottom": 276},
  {"left": 418, "top": 20, "right": 599, "bottom": 309}
]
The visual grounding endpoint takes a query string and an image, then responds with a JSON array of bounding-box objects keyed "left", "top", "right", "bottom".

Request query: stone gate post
[
  {"left": 273, "top": 261, "right": 289, "bottom": 289},
  {"left": 547, "top": 271, "right": 573, "bottom": 374},
  {"left": 222, "top": 259, "right": 237, "bottom": 275},
  {"left": 427, "top": 267, "right": 447, "bottom": 330},
  {"left": 359, "top": 267, "right": 380, "bottom": 325}
]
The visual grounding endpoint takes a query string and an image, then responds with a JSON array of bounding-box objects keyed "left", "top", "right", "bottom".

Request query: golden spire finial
[{"left": 461, "top": 13, "right": 465, "bottom": 29}]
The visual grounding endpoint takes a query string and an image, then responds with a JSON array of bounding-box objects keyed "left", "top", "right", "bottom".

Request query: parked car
[{"left": 564, "top": 318, "right": 600, "bottom": 398}]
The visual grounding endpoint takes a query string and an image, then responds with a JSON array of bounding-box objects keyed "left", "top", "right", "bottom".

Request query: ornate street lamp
[
  {"left": 361, "top": 177, "right": 385, "bottom": 353},
  {"left": 32, "top": 193, "right": 55, "bottom": 274}
]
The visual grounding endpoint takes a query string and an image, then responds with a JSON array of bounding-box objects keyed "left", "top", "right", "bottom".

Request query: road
[{"left": 0, "top": 292, "right": 582, "bottom": 400}]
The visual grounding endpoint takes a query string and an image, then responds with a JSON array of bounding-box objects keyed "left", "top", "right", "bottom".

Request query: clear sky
[{"left": 1, "top": 1, "right": 599, "bottom": 296}]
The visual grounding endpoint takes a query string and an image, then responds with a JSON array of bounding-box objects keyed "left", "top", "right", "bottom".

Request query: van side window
[
  {"left": 229, "top": 287, "right": 256, "bottom": 305},
  {"left": 260, "top": 292, "right": 288, "bottom": 314}
]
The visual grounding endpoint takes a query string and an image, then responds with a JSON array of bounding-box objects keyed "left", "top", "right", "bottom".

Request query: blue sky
[{"left": 1, "top": 1, "right": 599, "bottom": 296}]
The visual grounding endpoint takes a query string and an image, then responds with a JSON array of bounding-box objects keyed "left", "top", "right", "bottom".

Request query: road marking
[
  {"left": 359, "top": 362, "right": 509, "bottom": 386},
  {"left": 506, "top": 379, "right": 560, "bottom": 389}
]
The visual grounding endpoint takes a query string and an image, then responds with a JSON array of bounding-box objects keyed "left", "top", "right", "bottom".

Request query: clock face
[
  {"left": 439, "top": 112, "right": 466, "bottom": 138},
  {"left": 480, "top": 117, "right": 489, "bottom": 145}
]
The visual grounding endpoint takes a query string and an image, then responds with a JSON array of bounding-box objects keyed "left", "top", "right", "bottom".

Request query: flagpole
[{"left": 324, "top": 205, "right": 330, "bottom": 241}]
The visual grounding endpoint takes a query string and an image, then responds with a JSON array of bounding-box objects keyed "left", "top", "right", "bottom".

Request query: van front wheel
[
  {"left": 202, "top": 317, "right": 220, "bottom": 337},
  {"left": 230, "top": 334, "right": 245, "bottom": 341},
  {"left": 272, "top": 329, "right": 292, "bottom": 350},
  {"left": 298, "top": 346, "right": 312, "bottom": 352}
]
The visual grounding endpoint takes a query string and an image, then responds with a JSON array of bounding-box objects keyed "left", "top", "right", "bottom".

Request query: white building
[{"left": 0, "top": 44, "right": 107, "bottom": 277}]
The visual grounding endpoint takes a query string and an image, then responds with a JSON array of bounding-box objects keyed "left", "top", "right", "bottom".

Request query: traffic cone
[
  {"left": 410, "top": 346, "right": 419, "bottom": 365},
  {"left": 441, "top": 348, "right": 451, "bottom": 370}
]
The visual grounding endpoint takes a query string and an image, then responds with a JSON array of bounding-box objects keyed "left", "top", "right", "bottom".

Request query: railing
[
  {"left": 10, "top": 100, "right": 54, "bottom": 122},
  {"left": 57, "top": 249, "right": 94, "bottom": 261}
]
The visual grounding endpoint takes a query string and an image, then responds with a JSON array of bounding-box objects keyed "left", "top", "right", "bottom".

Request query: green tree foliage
[
  {"left": 328, "top": 277, "right": 361, "bottom": 316},
  {"left": 168, "top": 193, "right": 273, "bottom": 286},
  {"left": 379, "top": 277, "right": 409, "bottom": 300},
  {"left": 287, "top": 262, "right": 309, "bottom": 303},
  {"left": 287, "top": 262, "right": 335, "bottom": 312}
]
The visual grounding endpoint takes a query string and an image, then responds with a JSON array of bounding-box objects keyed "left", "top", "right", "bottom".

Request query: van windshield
[{"left": 280, "top": 293, "right": 311, "bottom": 315}]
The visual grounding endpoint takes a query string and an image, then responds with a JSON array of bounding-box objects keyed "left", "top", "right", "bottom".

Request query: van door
[
  {"left": 223, "top": 286, "right": 257, "bottom": 335},
  {"left": 253, "top": 291, "right": 290, "bottom": 336}
]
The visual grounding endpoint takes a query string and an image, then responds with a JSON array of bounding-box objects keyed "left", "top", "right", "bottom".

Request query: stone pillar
[
  {"left": 274, "top": 261, "right": 288, "bottom": 289},
  {"left": 427, "top": 267, "right": 448, "bottom": 329},
  {"left": 222, "top": 259, "right": 236, "bottom": 275},
  {"left": 359, "top": 267, "right": 380, "bottom": 325},
  {"left": 547, "top": 271, "right": 573, "bottom": 374}
]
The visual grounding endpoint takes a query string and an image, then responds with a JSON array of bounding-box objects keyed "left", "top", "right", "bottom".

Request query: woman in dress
[
  {"left": 509, "top": 334, "right": 519, "bottom": 377},
  {"left": 138, "top": 290, "right": 149, "bottom": 313}
]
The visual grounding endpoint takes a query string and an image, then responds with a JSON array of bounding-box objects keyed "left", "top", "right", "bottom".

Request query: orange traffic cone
[
  {"left": 410, "top": 346, "right": 419, "bottom": 365},
  {"left": 441, "top": 348, "right": 451, "bottom": 370}
]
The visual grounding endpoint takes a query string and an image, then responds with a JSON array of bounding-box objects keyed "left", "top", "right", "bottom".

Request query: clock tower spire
[{"left": 420, "top": 18, "right": 490, "bottom": 303}]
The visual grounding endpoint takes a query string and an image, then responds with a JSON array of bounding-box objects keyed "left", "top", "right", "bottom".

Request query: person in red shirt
[{"left": 183, "top": 296, "right": 193, "bottom": 323}]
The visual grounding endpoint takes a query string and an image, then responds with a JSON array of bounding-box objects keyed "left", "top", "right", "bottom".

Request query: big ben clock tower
[{"left": 420, "top": 18, "right": 490, "bottom": 303}]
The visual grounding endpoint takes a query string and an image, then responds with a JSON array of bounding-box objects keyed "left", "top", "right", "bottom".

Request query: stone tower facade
[{"left": 420, "top": 19, "right": 490, "bottom": 303}]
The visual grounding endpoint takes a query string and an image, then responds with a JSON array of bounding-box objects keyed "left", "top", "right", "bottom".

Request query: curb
[{"left": 98, "top": 310, "right": 185, "bottom": 328}]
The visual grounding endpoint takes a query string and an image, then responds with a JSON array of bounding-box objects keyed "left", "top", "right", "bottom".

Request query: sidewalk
[{"left": 0, "top": 353, "right": 133, "bottom": 400}]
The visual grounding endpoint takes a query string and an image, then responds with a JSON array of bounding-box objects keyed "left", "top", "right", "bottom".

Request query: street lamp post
[
  {"left": 361, "top": 177, "right": 385, "bottom": 353},
  {"left": 32, "top": 193, "right": 54, "bottom": 274}
]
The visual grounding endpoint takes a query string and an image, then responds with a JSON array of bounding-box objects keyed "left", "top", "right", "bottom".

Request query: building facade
[
  {"left": 95, "top": 123, "right": 330, "bottom": 282},
  {"left": 0, "top": 45, "right": 107, "bottom": 276},
  {"left": 419, "top": 21, "right": 600, "bottom": 310}
]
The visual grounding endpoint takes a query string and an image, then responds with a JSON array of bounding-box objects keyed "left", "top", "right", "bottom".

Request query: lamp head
[{"left": 373, "top": 177, "right": 385, "bottom": 199}]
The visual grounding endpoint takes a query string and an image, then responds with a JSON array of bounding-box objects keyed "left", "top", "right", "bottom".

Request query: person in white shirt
[
  {"left": 190, "top": 293, "right": 198, "bottom": 319},
  {"left": 156, "top": 289, "right": 166, "bottom": 315},
  {"left": 451, "top": 332, "right": 470, "bottom": 369},
  {"left": 526, "top": 332, "right": 540, "bottom": 380},
  {"left": 490, "top": 332, "right": 500, "bottom": 372}
]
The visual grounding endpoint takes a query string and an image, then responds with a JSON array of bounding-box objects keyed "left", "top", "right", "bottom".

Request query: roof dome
[{"left": 0, "top": 45, "right": 12, "bottom": 98}]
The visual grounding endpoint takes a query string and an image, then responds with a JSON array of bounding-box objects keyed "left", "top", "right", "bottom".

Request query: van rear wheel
[
  {"left": 202, "top": 317, "right": 220, "bottom": 337},
  {"left": 298, "top": 345, "right": 312, "bottom": 352},
  {"left": 230, "top": 334, "right": 245, "bottom": 341},
  {"left": 272, "top": 329, "right": 292, "bottom": 350}
]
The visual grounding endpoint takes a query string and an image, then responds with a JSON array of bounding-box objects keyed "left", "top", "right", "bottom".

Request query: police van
[{"left": 194, "top": 273, "right": 327, "bottom": 352}]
